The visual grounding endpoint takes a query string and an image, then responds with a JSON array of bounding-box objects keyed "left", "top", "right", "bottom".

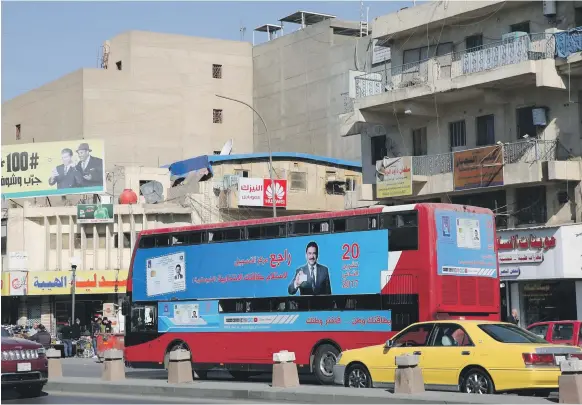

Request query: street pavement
[{"left": 1, "top": 391, "right": 276, "bottom": 404}]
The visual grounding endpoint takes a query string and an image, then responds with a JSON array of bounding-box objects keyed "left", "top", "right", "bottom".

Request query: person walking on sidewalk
[
  {"left": 61, "top": 321, "right": 73, "bottom": 358},
  {"left": 29, "top": 324, "right": 51, "bottom": 349},
  {"left": 90, "top": 317, "right": 101, "bottom": 359}
]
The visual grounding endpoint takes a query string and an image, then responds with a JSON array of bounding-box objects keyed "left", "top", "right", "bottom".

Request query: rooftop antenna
[
  {"left": 240, "top": 21, "right": 247, "bottom": 41},
  {"left": 359, "top": 0, "right": 369, "bottom": 37}
]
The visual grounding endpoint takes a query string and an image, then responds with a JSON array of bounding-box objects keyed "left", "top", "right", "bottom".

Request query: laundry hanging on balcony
[{"left": 555, "top": 27, "right": 582, "bottom": 59}]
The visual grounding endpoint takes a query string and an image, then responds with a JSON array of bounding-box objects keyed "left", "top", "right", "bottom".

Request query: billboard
[
  {"left": 375, "top": 157, "right": 413, "bottom": 198},
  {"left": 132, "top": 230, "right": 389, "bottom": 302},
  {"left": 435, "top": 209, "right": 497, "bottom": 278},
  {"left": 1, "top": 139, "right": 105, "bottom": 199},
  {"left": 238, "top": 178, "right": 287, "bottom": 207},
  {"left": 158, "top": 300, "right": 392, "bottom": 333},
  {"left": 77, "top": 203, "right": 114, "bottom": 224},
  {"left": 453, "top": 145, "right": 503, "bottom": 191}
]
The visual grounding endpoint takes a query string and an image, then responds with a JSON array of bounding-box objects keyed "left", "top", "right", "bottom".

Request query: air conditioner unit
[{"left": 223, "top": 175, "right": 239, "bottom": 189}]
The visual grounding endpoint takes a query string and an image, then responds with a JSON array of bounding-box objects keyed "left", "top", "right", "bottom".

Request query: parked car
[
  {"left": 527, "top": 321, "right": 582, "bottom": 346},
  {"left": 1, "top": 327, "right": 48, "bottom": 397},
  {"left": 333, "top": 320, "right": 582, "bottom": 396}
]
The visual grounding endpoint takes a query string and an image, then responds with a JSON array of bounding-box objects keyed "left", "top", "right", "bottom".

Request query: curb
[{"left": 44, "top": 379, "right": 553, "bottom": 404}]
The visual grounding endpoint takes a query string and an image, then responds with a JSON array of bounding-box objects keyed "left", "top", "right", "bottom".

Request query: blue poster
[
  {"left": 435, "top": 210, "right": 497, "bottom": 278},
  {"left": 157, "top": 300, "right": 392, "bottom": 333},
  {"left": 132, "top": 230, "right": 389, "bottom": 302}
]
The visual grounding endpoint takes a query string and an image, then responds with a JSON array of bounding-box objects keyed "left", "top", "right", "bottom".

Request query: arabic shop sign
[
  {"left": 77, "top": 203, "right": 114, "bottom": 224},
  {"left": 497, "top": 234, "right": 557, "bottom": 264},
  {"left": 453, "top": 145, "right": 504, "bottom": 191},
  {"left": 375, "top": 156, "right": 413, "bottom": 198},
  {"left": 238, "top": 178, "right": 287, "bottom": 208},
  {"left": 26, "top": 269, "right": 129, "bottom": 296},
  {"left": 500, "top": 268, "right": 521, "bottom": 278}
]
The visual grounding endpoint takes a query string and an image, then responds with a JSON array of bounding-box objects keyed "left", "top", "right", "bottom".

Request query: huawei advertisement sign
[{"left": 238, "top": 178, "right": 287, "bottom": 208}]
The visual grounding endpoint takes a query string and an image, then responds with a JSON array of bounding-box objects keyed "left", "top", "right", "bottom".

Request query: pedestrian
[
  {"left": 91, "top": 316, "right": 101, "bottom": 359},
  {"left": 28, "top": 323, "right": 39, "bottom": 338},
  {"left": 29, "top": 324, "right": 51, "bottom": 349},
  {"left": 509, "top": 308, "right": 520, "bottom": 326},
  {"left": 102, "top": 317, "right": 112, "bottom": 333},
  {"left": 72, "top": 318, "right": 81, "bottom": 341},
  {"left": 61, "top": 320, "right": 73, "bottom": 358}
]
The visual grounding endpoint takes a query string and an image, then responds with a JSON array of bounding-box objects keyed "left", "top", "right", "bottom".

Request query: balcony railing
[
  {"left": 408, "top": 139, "right": 564, "bottom": 176},
  {"left": 354, "top": 33, "right": 556, "bottom": 99}
]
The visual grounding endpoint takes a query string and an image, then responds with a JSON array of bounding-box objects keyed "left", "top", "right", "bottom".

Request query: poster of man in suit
[{"left": 288, "top": 241, "right": 332, "bottom": 296}]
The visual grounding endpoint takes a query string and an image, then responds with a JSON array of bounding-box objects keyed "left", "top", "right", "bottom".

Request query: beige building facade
[{"left": 1, "top": 31, "right": 254, "bottom": 177}]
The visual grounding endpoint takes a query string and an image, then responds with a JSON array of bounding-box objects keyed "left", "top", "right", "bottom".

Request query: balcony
[
  {"left": 354, "top": 33, "right": 559, "bottom": 107},
  {"left": 380, "top": 139, "right": 576, "bottom": 198}
]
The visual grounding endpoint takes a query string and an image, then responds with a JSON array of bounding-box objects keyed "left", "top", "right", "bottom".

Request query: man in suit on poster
[
  {"left": 288, "top": 241, "right": 332, "bottom": 296},
  {"left": 48, "top": 148, "right": 83, "bottom": 189},
  {"left": 76, "top": 143, "right": 104, "bottom": 187}
]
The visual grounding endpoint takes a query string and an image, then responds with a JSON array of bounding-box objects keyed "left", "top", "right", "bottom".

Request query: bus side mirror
[{"left": 121, "top": 299, "right": 130, "bottom": 316}]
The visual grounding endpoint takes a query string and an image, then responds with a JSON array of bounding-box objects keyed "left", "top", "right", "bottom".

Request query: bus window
[
  {"left": 209, "top": 228, "right": 243, "bottom": 243},
  {"left": 139, "top": 236, "right": 155, "bottom": 249},
  {"left": 310, "top": 220, "right": 330, "bottom": 234},
  {"left": 155, "top": 235, "right": 171, "bottom": 247},
  {"left": 189, "top": 232, "right": 203, "bottom": 245},
  {"left": 289, "top": 221, "right": 310, "bottom": 236},
  {"left": 130, "top": 304, "right": 157, "bottom": 333},
  {"left": 247, "top": 224, "right": 286, "bottom": 240},
  {"left": 172, "top": 233, "right": 189, "bottom": 245},
  {"left": 380, "top": 211, "right": 419, "bottom": 251}
]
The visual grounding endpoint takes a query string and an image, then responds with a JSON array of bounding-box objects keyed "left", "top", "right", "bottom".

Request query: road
[{"left": 1, "top": 391, "right": 275, "bottom": 404}]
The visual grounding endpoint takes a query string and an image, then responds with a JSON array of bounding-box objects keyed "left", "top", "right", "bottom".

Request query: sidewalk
[{"left": 46, "top": 377, "right": 554, "bottom": 404}]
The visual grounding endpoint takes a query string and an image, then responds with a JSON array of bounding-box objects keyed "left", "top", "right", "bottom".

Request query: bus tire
[
  {"left": 313, "top": 344, "right": 339, "bottom": 385},
  {"left": 164, "top": 342, "right": 188, "bottom": 370}
]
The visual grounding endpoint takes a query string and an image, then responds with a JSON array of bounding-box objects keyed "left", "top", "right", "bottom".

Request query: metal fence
[{"left": 408, "top": 139, "right": 563, "bottom": 176}]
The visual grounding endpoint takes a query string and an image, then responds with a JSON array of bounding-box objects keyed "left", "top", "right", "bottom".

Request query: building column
[{"left": 576, "top": 281, "right": 582, "bottom": 321}]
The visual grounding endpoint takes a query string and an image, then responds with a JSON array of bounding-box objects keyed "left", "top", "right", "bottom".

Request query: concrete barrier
[
  {"left": 46, "top": 348, "right": 62, "bottom": 379},
  {"left": 559, "top": 358, "right": 582, "bottom": 404},
  {"left": 102, "top": 349, "right": 125, "bottom": 381},
  {"left": 272, "top": 350, "right": 299, "bottom": 388},
  {"left": 394, "top": 354, "right": 424, "bottom": 394},
  {"left": 168, "top": 350, "right": 193, "bottom": 384}
]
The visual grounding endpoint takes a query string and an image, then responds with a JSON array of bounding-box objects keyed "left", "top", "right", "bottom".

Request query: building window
[
  {"left": 62, "top": 233, "right": 70, "bottom": 250},
  {"left": 116, "top": 61, "right": 122, "bottom": 70},
  {"left": 114, "top": 232, "right": 132, "bottom": 249},
  {"left": 74, "top": 234, "right": 82, "bottom": 249},
  {"left": 510, "top": 21, "right": 530, "bottom": 34},
  {"left": 15, "top": 124, "right": 21, "bottom": 140},
  {"left": 476, "top": 114, "right": 495, "bottom": 146},
  {"left": 212, "top": 64, "right": 222, "bottom": 79},
  {"left": 465, "top": 34, "right": 483, "bottom": 52},
  {"left": 515, "top": 186, "right": 547, "bottom": 225},
  {"left": 345, "top": 176, "right": 357, "bottom": 192},
  {"left": 213, "top": 109, "right": 223, "bottom": 124},
  {"left": 412, "top": 127, "right": 427, "bottom": 156},
  {"left": 50, "top": 234, "right": 58, "bottom": 250},
  {"left": 289, "top": 172, "right": 307, "bottom": 191},
  {"left": 449, "top": 120, "right": 467, "bottom": 149},
  {"left": 234, "top": 169, "right": 249, "bottom": 178},
  {"left": 576, "top": 8, "right": 582, "bottom": 28},
  {"left": 371, "top": 135, "right": 387, "bottom": 165}
]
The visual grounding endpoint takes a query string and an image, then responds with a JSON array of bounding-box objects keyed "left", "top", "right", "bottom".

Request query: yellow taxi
[{"left": 333, "top": 320, "right": 582, "bottom": 395}]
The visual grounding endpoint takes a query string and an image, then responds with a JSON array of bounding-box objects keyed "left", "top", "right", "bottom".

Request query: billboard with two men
[{"left": 1, "top": 139, "right": 105, "bottom": 199}]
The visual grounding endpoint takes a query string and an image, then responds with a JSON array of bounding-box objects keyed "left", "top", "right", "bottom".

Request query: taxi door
[{"left": 420, "top": 323, "right": 473, "bottom": 388}]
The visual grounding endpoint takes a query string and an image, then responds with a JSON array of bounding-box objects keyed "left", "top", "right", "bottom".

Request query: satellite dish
[
  {"left": 219, "top": 139, "right": 233, "bottom": 155},
  {"left": 140, "top": 181, "right": 164, "bottom": 204}
]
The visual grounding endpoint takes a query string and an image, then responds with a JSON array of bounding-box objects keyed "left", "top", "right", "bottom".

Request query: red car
[
  {"left": 527, "top": 320, "right": 582, "bottom": 346},
  {"left": 1, "top": 328, "right": 48, "bottom": 397}
]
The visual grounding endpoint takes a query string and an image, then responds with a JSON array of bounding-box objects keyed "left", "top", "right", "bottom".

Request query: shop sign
[
  {"left": 9, "top": 271, "right": 28, "bottom": 296},
  {"left": 375, "top": 156, "right": 413, "bottom": 198},
  {"left": 238, "top": 178, "right": 287, "bottom": 208},
  {"left": 1, "top": 272, "right": 10, "bottom": 296},
  {"left": 27, "top": 270, "right": 129, "bottom": 296},
  {"left": 77, "top": 203, "right": 114, "bottom": 224},
  {"left": 500, "top": 268, "right": 521, "bottom": 278},
  {"left": 8, "top": 252, "right": 28, "bottom": 271},
  {"left": 453, "top": 145, "right": 504, "bottom": 191}
]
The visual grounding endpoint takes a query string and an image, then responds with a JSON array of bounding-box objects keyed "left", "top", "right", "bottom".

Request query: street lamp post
[
  {"left": 71, "top": 265, "right": 77, "bottom": 324},
  {"left": 215, "top": 94, "right": 277, "bottom": 218}
]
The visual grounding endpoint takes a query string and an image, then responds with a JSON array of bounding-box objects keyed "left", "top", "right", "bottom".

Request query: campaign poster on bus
[
  {"left": 435, "top": 209, "right": 497, "bottom": 278},
  {"left": 132, "top": 230, "right": 389, "bottom": 302}
]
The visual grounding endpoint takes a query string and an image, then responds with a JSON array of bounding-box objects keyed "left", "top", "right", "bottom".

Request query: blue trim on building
[{"left": 3, "top": 186, "right": 104, "bottom": 199}]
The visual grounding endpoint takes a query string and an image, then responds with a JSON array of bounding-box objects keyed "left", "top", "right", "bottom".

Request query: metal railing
[
  {"left": 354, "top": 33, "right": 556, "bottom": 99},
  {"left": 449, "top": 33, "right": 555, "bottom": 78},
  {"left": 408, "top": 139, "right": 563, "bottom": 176}
]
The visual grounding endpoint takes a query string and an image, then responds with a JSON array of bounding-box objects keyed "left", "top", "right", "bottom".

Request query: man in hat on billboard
[{"left": 76, "top": 143, "right": 104, "bottom": 187}]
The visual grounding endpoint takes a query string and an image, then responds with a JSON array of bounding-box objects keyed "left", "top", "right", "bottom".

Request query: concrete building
[
  {"left": 252, "top": 11, "right": 372, "bottom": 161},
  {"left": 1, "top": 30, "right": 254, "bottom": 176},
  {"left": 342, "top": 0, "right": 582, "bottom": 323}
]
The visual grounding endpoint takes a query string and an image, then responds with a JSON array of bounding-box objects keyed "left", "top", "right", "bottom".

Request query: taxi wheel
[
  {"left": 345, "top": 364, "right": 372, "bottom": 388},
  {"left": 461, "top": 368, "right": 494, "bottom": 395}
]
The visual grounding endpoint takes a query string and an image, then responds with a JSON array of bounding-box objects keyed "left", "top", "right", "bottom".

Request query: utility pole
[
  {"left": 71, "top": 264, "right": 77, "bottom": 324},
  {"left": 215, "top": 94, "right": 277, "bottom": 218}
]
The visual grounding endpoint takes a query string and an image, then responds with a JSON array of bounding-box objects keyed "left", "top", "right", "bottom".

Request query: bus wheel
[
  {"left": 313, "top": 344, "right": 339, "bottom": 385},
  {"left": 164, "top": 343, "right": 187, "bottom": 370}
]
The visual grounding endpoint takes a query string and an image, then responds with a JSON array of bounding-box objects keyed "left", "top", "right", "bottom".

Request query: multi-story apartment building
[{"left": 342, "top": 0, "right": 582, "bottom": 324}]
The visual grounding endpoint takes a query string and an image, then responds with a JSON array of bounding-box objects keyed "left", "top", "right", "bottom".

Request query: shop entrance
[
  {"left": 54, "top": 295, "right": 107, "bottom": 334},
  {"left": 521, "top": 281, "right": 577, "bottom": 326}
]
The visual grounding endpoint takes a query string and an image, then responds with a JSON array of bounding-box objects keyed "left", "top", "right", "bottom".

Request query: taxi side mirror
[{"left": 384, "top": 339, "right": 394, "bottom": 348}]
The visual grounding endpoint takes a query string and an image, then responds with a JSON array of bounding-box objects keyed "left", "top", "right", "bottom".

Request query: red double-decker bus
[{"left": 123, "top": 203, "right": 500, "bottom": 384}]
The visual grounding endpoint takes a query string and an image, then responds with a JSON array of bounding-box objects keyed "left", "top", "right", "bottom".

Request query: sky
[{"left": 1, "top": 1, "right": 416, "bottom": 102}]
